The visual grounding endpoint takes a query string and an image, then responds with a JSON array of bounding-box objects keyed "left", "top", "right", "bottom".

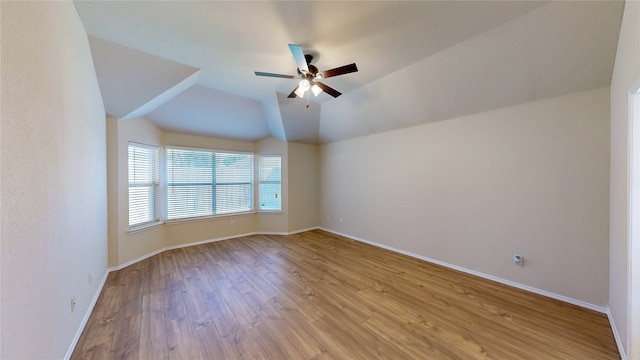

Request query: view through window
[{"left": 259, "top": 155, "right": 282, "bottom": 211}]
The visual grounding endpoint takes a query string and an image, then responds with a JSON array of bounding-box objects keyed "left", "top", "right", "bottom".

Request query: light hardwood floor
[{"left": 72, "top": 230, "right": 620, "bottom": 359}]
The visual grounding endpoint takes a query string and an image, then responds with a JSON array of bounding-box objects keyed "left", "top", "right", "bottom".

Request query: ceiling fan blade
[
  {"left": 287, "top": 85, "right": 299, "bottom": 98},
  {"left": 255, "top": 71, "right": 297, "bottom": 79},
  {"left": 315, "top": 82, "right": 342, "bottom": 98},
  {"left": 321, "top": 63, "right": 358, "bottom": 79},
  {"left": 288, "top": 44, "right": 309, "bottom": 74}
]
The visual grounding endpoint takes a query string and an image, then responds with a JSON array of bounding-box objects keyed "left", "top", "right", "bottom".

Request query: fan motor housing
[{"left": 298, "top": 64, "right": 319, "bottom": 77}]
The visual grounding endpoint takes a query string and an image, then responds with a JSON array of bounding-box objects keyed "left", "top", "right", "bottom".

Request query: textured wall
[
  {"left": 1, "top": 2, "right": 108, "bottom": 358},
  {"left": 288, "top": 142, "right": 319, "bottom": 232},
  {"left": 609, "top": 0, "right": 640, "bottom": 357}
]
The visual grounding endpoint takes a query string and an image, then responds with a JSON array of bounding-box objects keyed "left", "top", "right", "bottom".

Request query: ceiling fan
[{"left": 255, "top": 44, "right": 358, "bottom": 99}]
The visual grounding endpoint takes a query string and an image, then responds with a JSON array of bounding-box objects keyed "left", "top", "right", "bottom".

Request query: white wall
[
  {"left": 320, "top": 87, "right": 610, "bottom": 307},
  {"left": 1, "top": 2, "right": 108, "bottom": 358},
  {"left": 609, "top": 0, "right": 640, "bottom": 357}
]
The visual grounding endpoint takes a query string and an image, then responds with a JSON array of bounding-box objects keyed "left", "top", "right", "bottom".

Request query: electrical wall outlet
[
  {"left": 339, "top": 217, "right": 344, "bottom": 224},
  {"left": 513, "top": 254, "right": 524, "bottom": 266},
  {"left": 230, "top": 220, "right": 235, "bottom": 227}
]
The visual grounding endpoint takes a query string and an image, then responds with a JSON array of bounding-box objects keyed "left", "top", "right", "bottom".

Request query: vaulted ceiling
[{"left": 74, "top": 1, "right": 623, "bottom": 144}]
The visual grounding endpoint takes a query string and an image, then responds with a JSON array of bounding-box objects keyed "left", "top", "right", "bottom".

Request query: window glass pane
[
  {"left": 128, "top": 143, "right": 159, "bottom": 228},
  {"left": 166, "top": 147, "right": 253, "bottom": 220},
  {"left": 216, "top": 153, "right": 252, "bottom": 183},
  {"left": 167, "top": 184, "right": 213, "bottom": 219},
  {"left": 216, "top": 184, "right": 253, "bottom": 214},
  {"left": 259, "top": 155, "right": 281, "bottom": 211},
  {"left": 167, "top": 148, "right": 212, "bottom": 184}
]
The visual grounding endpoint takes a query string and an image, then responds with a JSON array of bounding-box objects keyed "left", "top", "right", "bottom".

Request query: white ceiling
[{"left": 74, "top": 1, "right": 623, "bottom": 144}]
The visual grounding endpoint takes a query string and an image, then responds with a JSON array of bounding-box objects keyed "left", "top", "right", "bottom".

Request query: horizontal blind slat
[
  {"left": 259, "top": 155, "right": 281, "bottom": 211},
  {"left": 166, "top": 148, "right": 253, "bottom": 220},
  {"left": 128, "top": 144, "right": 159, "bottom": 227}
]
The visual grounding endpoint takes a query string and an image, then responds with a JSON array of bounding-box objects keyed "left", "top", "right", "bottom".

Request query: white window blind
[
  {"left": 128, "top": 143, "right": 159, "bottom": 228},
  {"left": 166, "top": 147, "right": 253, "bottom": 220},
  {"left": 259, "top": 155, "right": 282, "bottom": 211}
]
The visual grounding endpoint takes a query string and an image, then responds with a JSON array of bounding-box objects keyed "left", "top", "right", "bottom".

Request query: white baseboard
[
  {"left": 288, "top": 226, "right": 320, "bottom": 235},
  {"left": 64, "top": 270, "right": 109, "bottom": 360},
  {"left": 111, "top": 232, "right": 259, "bottom": 271},
  {"left": 110, "top": 228, "right": 320, "bottom": 271},
  {"left": 319, "top": 227, "right": 607, "bottom": 314},
  {"left": 607, "top": 308, "right": 628, "bottom": 360},
  {"left": 259, "top": 227, "right": 320, "bottom": 236}
]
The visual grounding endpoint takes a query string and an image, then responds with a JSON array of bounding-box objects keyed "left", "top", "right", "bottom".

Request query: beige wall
[
  {"left": 164, "top": 131, "right": 255, "bottom": 153},
  {"left": 1, "top": 2, "right": 108, "bottom": 358},
  {"left": 106, "top": 117, "right": 119, "bottom": 267},
  {"left": 320, "top": 87, "right": 610, "bottom": 308},
  {"left": 609, "top": 0, "right": 640, "bottom": 357},
  {"left": 288, "top": 142, "right": 319, "bottom": 232}
]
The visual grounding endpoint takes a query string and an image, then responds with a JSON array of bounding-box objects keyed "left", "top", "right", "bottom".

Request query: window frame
[
  {"left": 128, "top": 142, "right": 160, "bottom": 231},
  {"left": 258, "top": 154, "right": 282, "bottom": 212},
  {"left": 165, "top": 146, "right": 254, "bottom": 222}
]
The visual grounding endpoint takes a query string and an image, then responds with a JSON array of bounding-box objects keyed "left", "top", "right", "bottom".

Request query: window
[
  {"left": 166, "top": 147, "right": 253, "bottom": 220},
  {"left": 259, "top": 155, "right": 282, "bottom": 211},
  {"left": 128, "top": 143, "right": 159, "bottom": 229}
]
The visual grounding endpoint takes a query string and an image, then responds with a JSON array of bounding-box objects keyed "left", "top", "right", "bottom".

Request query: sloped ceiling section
[
  {"left": 278, "top": 93, "right": 321, "bottom": 144},
  {"left": 320, "top": 1, "right": 624, "bottom": 143},
  {"left": 147, "top": 85, "right": 271, "bottom": 141},
  {"left": 76, "top": 1, "right": 623, "bottom": 144},
  {"left": 88, "top": 36, "right": 200, "bottom": 120}
]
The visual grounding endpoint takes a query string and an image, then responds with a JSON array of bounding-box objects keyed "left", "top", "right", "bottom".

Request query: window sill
[
  {"left": 164, "top": 211, "right": 256, "bottom": 225},
  {"left": 128, "top": 221, "right": 162, "bottom": 234},
  {"left": 258, "top": 210, "right": 284, "bottom": 214}
]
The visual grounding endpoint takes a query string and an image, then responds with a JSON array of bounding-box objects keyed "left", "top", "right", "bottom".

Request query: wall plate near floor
[{"left": 513, "top": 254, "right": 524, "bottom": 267}]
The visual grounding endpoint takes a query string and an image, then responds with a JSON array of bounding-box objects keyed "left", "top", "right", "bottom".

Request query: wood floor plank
[
  {"left": 109, "top": 313, "right": 141, "bottom": 360},
  {"left": 139, "top": 292, "right": 168, "bottom": 360},
  {"left": 71, "top": 230, "right": 620, "bottom": 359},
  {"left": 312, "top": 313, "right": 411, "bottom": 359},
  {"left": 203, "top": 291, "right": 240, "bottom": 338},
  {"left": 165, "top": 315, "right": 201, "bottom": 359},
  {"left": 218, "top": 327, "right": 264, "bottom": 360},
  {"left": 242, "top": 322, "right": 290, "bottom": 359}
]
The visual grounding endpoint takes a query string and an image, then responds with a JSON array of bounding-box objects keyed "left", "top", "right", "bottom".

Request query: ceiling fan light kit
[
  {"left": 255, "top": 44, "right": 358, "bottom": 100},
  {"left": 311, "top": 84, "right": 322, "bottom": 97}
]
